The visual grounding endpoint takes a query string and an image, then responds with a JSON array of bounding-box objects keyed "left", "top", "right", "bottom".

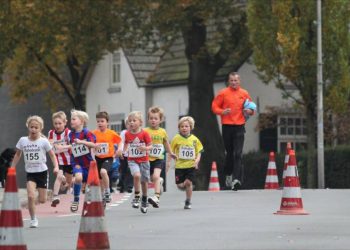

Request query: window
[
  {"left": 109, "top": 113, "right": 125, "bottom": 133},
  {"left": 277, "top": 115, "right": 307, "bottom": 152},
  {"left": 112, "top": 52, "right": 121, "bottom": 84}
]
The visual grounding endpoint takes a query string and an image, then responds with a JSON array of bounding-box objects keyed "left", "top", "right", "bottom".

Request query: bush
[{"left": 241, "top": 145, "right": 350, "bottom": 189}]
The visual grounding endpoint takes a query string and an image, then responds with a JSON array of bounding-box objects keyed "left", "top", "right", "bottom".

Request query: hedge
[{"left": 241, "top": 145, "right": 350, "bottom": 189}]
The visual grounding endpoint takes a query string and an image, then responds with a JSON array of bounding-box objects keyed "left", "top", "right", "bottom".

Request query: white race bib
[
  {"left": 179, "top": 146, "right": 195, "bottom": 160},
  {"left": 24, "top": 151, "right": 44, "bottom": 164},
  {"left": 72, "top": 143, "right": 89, "bottom": 157},
  {"left": 95, "top": 143, "right": 109, "bottom": 156},
  {"left": 149, "top": 144, "right": 164, "bottom": 158},
  {"left": 128, "top": 143, "right": 146, "bottom": 158}
]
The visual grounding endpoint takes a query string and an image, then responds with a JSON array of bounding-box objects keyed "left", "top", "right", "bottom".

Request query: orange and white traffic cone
[
  {"left": 208, "top": 162, "right": 220, "bottom": 192},
  {"left": 264, "top": 152, "right": 279, "bottom": 189},
  {"left": 76, "top": 161, "right": 110, "bottom": 250},
  {"left": 282, "top": 142, "right": 292, "bottom": 186},
  {"left": 0, "top": 167, "right": 27, "bottom": 250},
  {"left": 274, "top": 150, "right": 309, "bottom": 215}
]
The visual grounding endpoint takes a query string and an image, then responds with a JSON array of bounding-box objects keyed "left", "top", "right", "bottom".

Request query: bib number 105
[{"left": 179, "top": 146, "right": 195, "bottom": 160}]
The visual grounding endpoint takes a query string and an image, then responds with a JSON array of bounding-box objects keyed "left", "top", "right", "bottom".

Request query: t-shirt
[
  {"left": 144, "top": 127, "right": 168, "bottom": 161},
  {"left": 48, "top": 128, "right": 71, "bottom": 166},
  {"left": 92, "top": 129, "right": 121, "bottom": 159},
  {"left": 16, "top": 136, "right": 52, "bottom": 173},
  {"left": 124, "top": 129, "right": 151, "bottom": 163},
  {"left": 69, "top": 128, "right": 96, "bottom": 168},
  {"left": 170, "top": 134, "right": 204, "bottom": 169}
]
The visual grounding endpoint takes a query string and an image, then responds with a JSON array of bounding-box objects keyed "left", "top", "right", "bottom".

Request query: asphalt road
[{"left": 17, "top": 188, "right": 350, "bottom": 250}]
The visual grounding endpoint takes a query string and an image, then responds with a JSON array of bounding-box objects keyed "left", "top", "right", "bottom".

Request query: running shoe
[
  {"left": 140, "top": 200, "right": 148, "bottom": 214},
  {"left": 104, "top": 192, "right": 112, "bottom": 203},
  {"left": 131, "top": 197, "right": 140, "bottom": 209},
  {"left": 70, "top": 201, "right": 79, "bottom": 212},
  {"left": 184, "top": 200, "right": 192, "bottom": 209},
  {"left": 29, "top": 218, "right": 39, "bottom": 228},
  {"left": 231, "top": 179, "right": 241, "bottom": 191},
  {"left": 148, "top": 195, "right": 159, "bottom": 208},
  {"left": 51, "top": 196, "right": 60, "bottom": 207}
]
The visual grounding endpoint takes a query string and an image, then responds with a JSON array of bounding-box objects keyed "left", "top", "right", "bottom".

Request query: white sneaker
[
  {"left": 148, "top": 195, "right": 160, "bottom": 208},
  {"left": 30, "top": 218, "right": 38, "bottom": 228},
  {"left": 225, "top": 175, "right": 232, "bottom": 188}
]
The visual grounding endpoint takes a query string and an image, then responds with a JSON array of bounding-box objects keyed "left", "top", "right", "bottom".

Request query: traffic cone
[
  {"left": 76, "top": 161, "right": 110, "bottom": 250},
  {"left": 208, "top": 162, "right": 220, "bottom": 191},
  {"left": 282, "top": 142, "right": 292, "bottom": 186},
  {"left": 264, "top": 152, "right": 279, "bottom": 189},
  {"left": 274, "top": 150, "right": 309, "bottom": 215},
  {"left": 0, "top": 167, "right": 27, "bottom": 250}
]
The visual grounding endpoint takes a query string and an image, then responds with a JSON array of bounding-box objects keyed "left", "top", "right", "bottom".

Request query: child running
[
  {"left": 92, "top": 111, "right": 122, "bottom": 204},
  {"left": 69, "top": 109, "right": 96, "bottom": 212},
  {"left": 48, "top": 111, "right": 73, "bottom": 207},
  {"left": 144, "top": 106, "right": 175, "bottom": 208},
  {"left": 123, "top": 111, "right": 152, "bottom": 214},
  {"left": 11, "top": 116, "right": 59, "bottom": 228},
  {"left": 170, "top": 116, "right": 203, "bottom": 209}
]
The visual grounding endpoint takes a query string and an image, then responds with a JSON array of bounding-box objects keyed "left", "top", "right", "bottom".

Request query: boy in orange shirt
[{"left": 93, "top": 111, "right": 122, "bottom": 203}]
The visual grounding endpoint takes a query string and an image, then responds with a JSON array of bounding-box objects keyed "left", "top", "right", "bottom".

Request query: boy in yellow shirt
[
  {"left": 144, "top": 106, "right": 175, "bottom": 208},
  {"left": 170, "top": 116, "right": 203, "bottom": 209}
]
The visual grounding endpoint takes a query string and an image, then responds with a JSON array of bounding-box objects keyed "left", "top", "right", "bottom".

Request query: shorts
[
  {"left": 150, "top": 159, "right": 165, "bottom": 176},
  {"left": 96, "top": 157, "right": 113, "bottom": 179},
  {"left": 59, "top": 165, "right": 73, "bottom": 175},
  {"left": 26, "top": 170, "right": 48, "bottom": 189},
  {"left": 73, "top": 165, "right": 89, "bottom": 183},
  {"left": 128, "top": 161, "right": 150, "bottom": 183},
  {"left": 175, "top": 168, "right": 195, "bottom": 184}
]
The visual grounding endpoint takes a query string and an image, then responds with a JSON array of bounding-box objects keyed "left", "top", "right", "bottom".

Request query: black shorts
[
  {"left": 175, "top": 168, "right": 195, "bottom": 184},
  {"left": 150, "top": 159, "right": 164, "bottom": 176},
  {"left": 59, "top": 165, "right": 73, "bottom": 175},
  {"left": 96, "top": 157, "right": 113, "bottom": 178},
  {"left": 26, "top": 170, "right": 48, "bottom": 189}
]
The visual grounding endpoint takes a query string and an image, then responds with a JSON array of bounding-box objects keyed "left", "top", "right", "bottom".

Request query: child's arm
[
  {"left": 74, "top": 138, "right": 96, "bottom": 148},
  {"left": 48, "top": 149, "right": 59, "bottom": 174},
  {"left": 164, "top": 138, "right": 177, "bottom": 160},
  {"left": 165, "top": 153, "right": 173, "bottom": 173},
  {"left": 123, "top": 142, "right": 129, "bottom": 155},
  {"left": 194, "top": 152, "right": 201, "bottom": 170},
  {"left": 114, "top": 142, "right": 123, "bottom": 158},
  {"left": 138, "top": 143, "right": 152, "bottom": 152},
  {"left": 11, "top": 149, "right": 22, "bottom": 167}
]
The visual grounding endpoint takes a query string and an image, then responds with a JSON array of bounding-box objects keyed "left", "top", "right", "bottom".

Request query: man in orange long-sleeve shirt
[{"left": 212, "top": 72, "right": 254, "bottom": 191}]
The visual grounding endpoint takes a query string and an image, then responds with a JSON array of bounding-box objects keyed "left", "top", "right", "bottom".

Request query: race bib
[
  {"left": 72, "top": 143, "right": 89, "bottom": 157},
  {"left": 179, "top": 146, "right": 195, "bottom": 160},
  {"left": 95, "top": 143, "right": 109, "bottom": 156},
  {"left": 24, "top": 151, "right": 44, "bottom": 164},
  {"left": 128, "top": 143, "right": 146, "bottom": 158},
  {"left": 149, "top": 144, "right": 164, "bottom": 158}
]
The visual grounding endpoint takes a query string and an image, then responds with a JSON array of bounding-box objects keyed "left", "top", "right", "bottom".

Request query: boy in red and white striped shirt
[{"left": 48, "top": 111, "right": 73, "bottom": 207}]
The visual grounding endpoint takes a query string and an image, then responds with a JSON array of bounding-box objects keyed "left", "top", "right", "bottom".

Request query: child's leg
[
  {"left": 184, "top": 179, "right": 193, "bottom": 201},
  {"left": 26, "top": 181, "right": 37, "bottom": 220},
  {"left": 152, "top": 168, "right": 161, "bottom": 197},
  {"left": 52, "top": 169, "right": 65, "bottom": 196},
  {"left": 100, "top": 168, "right": 109, "bottom": 193},
  {"left": 37, "top": 188, "right": 47, "bottom": 204},
  {"left": 73, "top": 172, "right": 83, "bottom": 202}
]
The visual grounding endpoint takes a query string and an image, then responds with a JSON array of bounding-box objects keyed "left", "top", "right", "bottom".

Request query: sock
[
  {"left": 142, "top": 195, "right": 147, "bottom": 202},
  {"left": 104, "top": 188, "right": 110, "bottom": 194},
  {"left": 134, "top": 191, "right": 140, "bottom": 199},
  {"left": 155, "top": 193, "right": 160, "bottom": 200},
  {"left": 185, "top": 198, "right": 191, "bottom": 203},
  {"left": 73, "top": 183, "right": 81, "bottom": 201}
]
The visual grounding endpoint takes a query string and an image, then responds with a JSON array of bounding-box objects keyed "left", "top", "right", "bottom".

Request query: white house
[{"left": 85, "top": 39, "right": 306, "bottom": 153}]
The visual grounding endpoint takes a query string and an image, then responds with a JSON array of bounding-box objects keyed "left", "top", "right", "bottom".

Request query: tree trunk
[
  {"left": 187, "top": 61, "right": 226, "bottom": 190},
  {"left": 306, "top": 107, "right": 317, "bottom": 188}
]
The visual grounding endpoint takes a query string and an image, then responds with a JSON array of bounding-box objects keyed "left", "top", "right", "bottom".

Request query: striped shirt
[{"left": 48, "top": 128, "right": 71, "bottom": 166}]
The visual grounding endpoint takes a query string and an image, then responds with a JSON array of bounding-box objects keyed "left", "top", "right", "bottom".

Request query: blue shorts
[{"left": 73, "top": 165, "right": 89, "bottom": 183}]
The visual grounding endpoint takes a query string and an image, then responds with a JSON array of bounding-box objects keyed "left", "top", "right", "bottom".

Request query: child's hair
[
  {"left": 127, "top": 111, "right": 143, "bottom": 124},
  {"left": 96, "top": 111, "right": 109, "bottom": 122},
  {"left": 71, "top": 109, "right": 89, "bottom": 127},
  {"left": 147, "top": 106, "right": 164, "bottom": 122},
  {"left": 26, "top": 115, "right": 44, "bottom": 130},
  {"left": 178, "top": 116, "right": 195, "bottom": 130},
  {"left": 52, "top": 111, "right": 67, "bottom": 123}
]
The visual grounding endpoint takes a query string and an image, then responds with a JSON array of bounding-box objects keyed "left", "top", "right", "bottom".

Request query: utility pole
[{"left": 317, "top": 0, "right": 325, "bottom": 188}]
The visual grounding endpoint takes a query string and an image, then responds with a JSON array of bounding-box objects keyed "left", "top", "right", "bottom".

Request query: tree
[
  {"left": 127, "top": 0, "right": 252, "bottom": 189},
  {"left": 0, "top": 0, "right": 140, "bottom": 110},
  {"left": 247, "top": 0, "right": 350, "bottom": 187}
]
